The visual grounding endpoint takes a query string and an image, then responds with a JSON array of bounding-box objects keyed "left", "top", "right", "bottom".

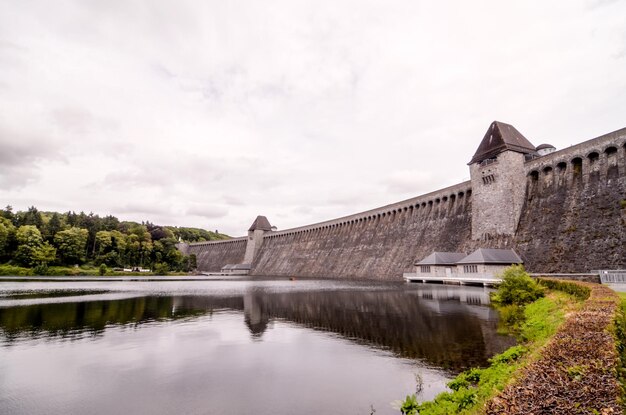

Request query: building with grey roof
[
  {"left": 456, "top": 248, "right": 523, "bottom": 277},
  {"left": 410, "top": 248, "right": 523, "bottom": 284},
  {"left": 414, "top": 252, "right": 467, "bottom": 278}
]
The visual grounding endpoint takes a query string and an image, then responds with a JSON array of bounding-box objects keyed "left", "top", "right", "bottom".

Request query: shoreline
[
  {"left": 405, "top": 279, "right": 623, "bottom": 414},
  {"left": 0, "top": 274, "right": 250, "bottom": 282}
]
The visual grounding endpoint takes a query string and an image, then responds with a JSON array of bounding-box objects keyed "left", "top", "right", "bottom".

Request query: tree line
[{"left": 0, "top": 206, "right": 229, "bottom": 273}]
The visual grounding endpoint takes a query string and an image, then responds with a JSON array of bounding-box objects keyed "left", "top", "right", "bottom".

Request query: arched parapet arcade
[
  {"left": 515, "top": 126, "right": 626, "bottom": 273},
  {"left": 524, "top": 127, "right": 626, "bottom": 195},
  {"left": 188, "top": 236, "right": 248, "bottom": 248},
  {"left": 251, "top": 181, "right": 474, "bottom": 279},
  {"left": 261, "top": 181, "right": 472, "bottom": 242}
]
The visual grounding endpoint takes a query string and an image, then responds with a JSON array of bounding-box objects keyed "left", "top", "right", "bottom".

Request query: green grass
[
  {"left": 0, "top": 264, "right": 33, "bottom": 276},
  {"left": 402, "top": 291, "right": 573, "bottom": 415},
  {"left": 0, "top": 263, "right": 192, "bottom": 277},
  {"left": 519, "top": 293, "right": 569, "bottom": 343}
]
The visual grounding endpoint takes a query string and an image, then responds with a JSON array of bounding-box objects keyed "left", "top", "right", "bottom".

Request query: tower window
[
  {"left": 482, "top": 174, "right": 495, "bottom": 185},
  {"left": 420, "top": 266, "right": 431, "bottom": 273}
]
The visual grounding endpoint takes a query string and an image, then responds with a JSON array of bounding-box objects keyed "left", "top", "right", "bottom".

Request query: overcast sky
[{"left": 1, "top": 0, "right": 625, "bottom": 235}]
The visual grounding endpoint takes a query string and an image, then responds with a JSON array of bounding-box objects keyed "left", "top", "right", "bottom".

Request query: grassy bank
[
  {"left": 402, "top": 290, "right": 576, "bottom": 415},
  {"left": 0, "top": 264, "right": 193, "bottom": 277},
  {"left": 614, "top": 292, "right": 626, "bottom": 406},
  {"left": 401, "top": 278, "right": 624, "bottom": 414},
  {"left": 485, "top": 281, "right": 621, "bottom": 414}
]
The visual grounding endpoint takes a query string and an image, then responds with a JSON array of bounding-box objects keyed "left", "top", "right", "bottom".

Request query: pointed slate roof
[
  {"left": 248, "top": 215, "right": 273, "bottom": 231},
  {"left": 456, "top": 248, "right": 523, "bottom": 265},
  {"left": 469, "top": 121, "right": 537, "bottom": 164},
  {"left": 416, "top": 252, "right": 467, "bottom": 266}
]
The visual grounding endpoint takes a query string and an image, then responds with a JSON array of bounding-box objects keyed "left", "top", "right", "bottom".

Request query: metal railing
[{"left": 598, "top": 270, "right": 626, "bottom": 284}]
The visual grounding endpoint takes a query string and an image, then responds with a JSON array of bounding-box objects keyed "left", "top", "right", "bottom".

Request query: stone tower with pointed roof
[
  {"left": 243, "top": 215, "right": 273, "bottom": 264},
  {"left": 469, "top": 121, "right": 538, "bottom": 240}
]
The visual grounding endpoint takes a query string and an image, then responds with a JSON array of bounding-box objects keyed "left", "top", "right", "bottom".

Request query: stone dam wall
[
  {"left": 513, "top": 129, "right": 626, "bottom": 272},
  {"left": 185, "top": 127, "right": 626, "bottom": 280},
  {"left": 252, "top": 182, "right": 473, "bottom": 279},
  {"left": 190, "top": 237, "right": 247, "bottom": 272}
]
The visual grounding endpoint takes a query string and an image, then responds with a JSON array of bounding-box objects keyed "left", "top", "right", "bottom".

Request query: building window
[
  {"left": 420, "top": 265, "right": 431, "bottom": 273},
  {"left": 463, "top": 265, "right": 478, "bottom": 273}
]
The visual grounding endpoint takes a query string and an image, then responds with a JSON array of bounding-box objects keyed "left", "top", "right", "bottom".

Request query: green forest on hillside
[{"left": 0, "top": 205, "right": 228, "bottom": 274}]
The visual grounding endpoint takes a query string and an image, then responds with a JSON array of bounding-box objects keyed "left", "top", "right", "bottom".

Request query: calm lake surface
[{"left": 0, "top": 278, "right": 514, "bottom": 415}]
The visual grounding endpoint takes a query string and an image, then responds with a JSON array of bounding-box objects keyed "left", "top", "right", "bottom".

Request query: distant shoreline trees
[{"left": 0, "top": 205, "right": 228, "bottom": 273}]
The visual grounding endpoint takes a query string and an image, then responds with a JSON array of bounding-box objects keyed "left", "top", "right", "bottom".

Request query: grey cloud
[
  {"left": 180, "top": 69, "right": 292, "bottom": 107},
  {"left": 0, "top": 40, "right": 24, "bottom": 51},
  {"left": 293, "top": 205, "right": 313, "bottom": 215},
  {"left": 0, "top": 40, "right": 27, "bottom": 67},
  {"left": 114, "top": 202, "right": 174, "bottom": 217},
  {"left": 586, "top": 0, "right": 622, "bottom": 9},
  {"left": 0, "top": 127, "right": 65, "bottom": 189},
  {"left": 99, "top": 157, "right": 227, "bottom": 189},
  {"left": 99, "top": 154, "right": 279, "bottom": 194},
  {"left": 222, "top": 195, "right": 246, "bottom": 207},
  {"left": 326, "top": 191, "right": 375, "bottom": 208},
  {"left": 380, "top": 170, "right": 436, "bottom": 195},
  {"left": 51, "top": 108, "right": 96, "bottom": 135},
  {"left": 151, "top": 63, "right": 176, "bottom": 80},
  {"left": 49, "top": 108, "right": 120, "bottom": 155},
  {"left": 185, "top": 204, "right": 229, "bottom": 219},
  {"left": 0, "top": 164, "right": 40, "bottom": 189}
]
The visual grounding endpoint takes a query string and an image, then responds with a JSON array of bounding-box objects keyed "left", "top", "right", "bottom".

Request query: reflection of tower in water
[{"left": 243, "top": 291, "right": 269, "bottom": 339}]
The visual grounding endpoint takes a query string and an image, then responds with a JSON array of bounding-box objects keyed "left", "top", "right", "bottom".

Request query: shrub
[
  {"left": 400, "top": 394, "right": 419, "bottom": 415},
  {"left": 98, "top": 264, "right": 107, "bottom": 276},
  {"left": 154, "top": 262, "right": 169, "bottom": 275},
  {"left": 464, "top": 368, "right": 482, "bottom": 383},
  {"left": 537, "top": 278, "right": 590, "bottom": 301},
  {"left": 447, "top": 377, "right": 469, "bottom": 392},
  {"left": 498, "top": 304, "right": 526, "bottom": 328},
  {"left": 447, "top": 368, "right": 483, "bottom": 391},
  {"left": 33, "top": 264, "right": 49, "bottom": 275},
  {"left": 456, "top": 389, "right": 478, "bottom": 410},
  {"left": 491, "top": 265, "right": 545, "bottom": 306},
  {"left": 489, "top": 345, "right": 527, "bottom": 364},
  {"left": 0, "top": 264, "right": 33, "bottom": 276}
]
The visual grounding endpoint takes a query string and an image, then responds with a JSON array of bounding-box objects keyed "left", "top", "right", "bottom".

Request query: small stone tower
[
  {"left": 243, "top": 215, "right": 273, "bottom": 264},
  {"left": 469, "top": 121, "right": 537, "bottom": 240}
]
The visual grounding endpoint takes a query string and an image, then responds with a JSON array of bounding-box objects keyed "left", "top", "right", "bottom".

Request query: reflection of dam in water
[
  {"left": 228, "top": 285, "right": 511, "bottom": 370},
  {"left": 0, "top": 284, "right": 513, "bottom": 371}
]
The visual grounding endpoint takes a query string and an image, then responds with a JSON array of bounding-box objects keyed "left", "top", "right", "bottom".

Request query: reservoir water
[{"left": 0, "top": 278, "right": 514, "bottom": 415}]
